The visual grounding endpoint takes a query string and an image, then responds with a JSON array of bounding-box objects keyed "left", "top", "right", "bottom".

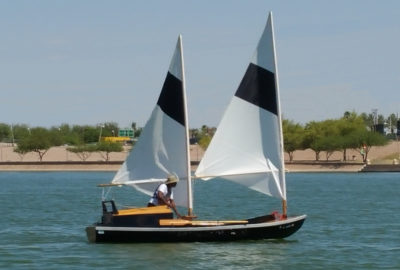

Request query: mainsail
[
  {"left": 112, "top": 36, "right": 191, "bottom": 208},
  {"left": 195, "top": 12, "right": 286, "bottom": 200}
]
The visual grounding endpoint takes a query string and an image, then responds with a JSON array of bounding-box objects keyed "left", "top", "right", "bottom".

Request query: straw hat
[{"left": 165, "top": 174, "right": 179, "bottom": 185}]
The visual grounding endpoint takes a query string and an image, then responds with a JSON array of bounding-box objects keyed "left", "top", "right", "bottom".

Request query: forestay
[
  {"left": 195, "top": 13, "right": 286, "bottom": 200},
  {"left": 112, "top": 36, "right": 190, "bottom": 207}
]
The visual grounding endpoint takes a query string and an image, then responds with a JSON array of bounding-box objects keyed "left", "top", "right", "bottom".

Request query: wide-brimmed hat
[{"left": 165, "top": 174, "right": 179, "bottom": 185}]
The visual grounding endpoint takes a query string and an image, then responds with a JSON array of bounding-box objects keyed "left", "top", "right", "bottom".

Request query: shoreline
[
  {"left": 1, "top": 141, "right": 399, "bottom": 172},
  {"left": 0, "top": 161, "right": 123, "bottom": 172},
  {"left": 0, "top": 160, "right": 368, "bottom": 173},
  {"left": 285, "top": 162, "right": 365, "bottom": 173},
  {"left": 1, "top": 161, "right": 400, "bottom": 173}
]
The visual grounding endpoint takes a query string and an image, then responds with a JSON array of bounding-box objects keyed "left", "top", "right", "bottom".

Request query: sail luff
[
  {"left": 179, "top": 35, "right": 194, "bottom": 215},
  {"left": 268, "top": 12, "right": 287, "bottom": 214}
]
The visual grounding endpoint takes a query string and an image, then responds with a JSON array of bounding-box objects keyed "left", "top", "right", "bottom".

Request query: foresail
[
  {"left": 195, "top": 13, "right": 286, "bottom": 200},
  {"left": 112, "top": 36, "right": 190, "bottom": 207}
]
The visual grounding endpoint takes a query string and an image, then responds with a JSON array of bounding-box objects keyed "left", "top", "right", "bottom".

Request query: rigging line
[
  {"left": 99, "top": 176, "right": 192, "bottom": 187},
  {"left": 116, "top": 203, "right": 137, "bottom": 209},
  {"left": 101, "top": 186, "right": 113, "bottom": 201}
]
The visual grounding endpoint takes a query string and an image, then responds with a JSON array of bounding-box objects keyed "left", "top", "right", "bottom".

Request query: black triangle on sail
[
  {"left": 234, "top": 63, "right": 277, "bottom": 116},
  {"left": 157, "top": 72, "right": 185, "bottom": 126}
]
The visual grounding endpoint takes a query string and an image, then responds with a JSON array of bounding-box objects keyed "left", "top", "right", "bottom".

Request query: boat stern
[
  {"left": 86, "top": 201, "right": 175, "bottom": 242},
  {"left": 86, "top": 225, "right": 97, "bottom": 243},
  {"left": 100, "top": 200, "right": 173, "bottom": 227}
]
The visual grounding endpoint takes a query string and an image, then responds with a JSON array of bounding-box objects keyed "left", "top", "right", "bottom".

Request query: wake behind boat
[{"left": 86, "top": 12, "right": 306, "bottom": 243}]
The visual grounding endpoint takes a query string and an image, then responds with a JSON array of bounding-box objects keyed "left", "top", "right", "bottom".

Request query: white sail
[
  {"left": 112, "top": 36, "right": 191, "bottom": 207},
  {"left": 195, "top": 12, "right": 286, "bottom": 200}
]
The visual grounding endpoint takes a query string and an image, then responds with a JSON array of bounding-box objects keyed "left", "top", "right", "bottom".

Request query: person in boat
[{"left": 148, "top": 175, "right": 182, "bottom": 218}]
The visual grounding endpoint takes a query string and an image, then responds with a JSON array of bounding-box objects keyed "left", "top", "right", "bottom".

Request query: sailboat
[{"left": 86, "top": 12, "right": 306, "bottom": 243}]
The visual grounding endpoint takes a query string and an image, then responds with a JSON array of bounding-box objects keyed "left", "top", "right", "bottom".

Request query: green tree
[
  {"left": 353, "top": 130, "right": 388, "bottom": 162},
  {"left": 14, "top": 127, "right": 52, "bottom": 161},
  {"left": 303, "top": 115, "right": 371, "bottom": 161},
  {"left": 49, "top": 126, "right": 65, "bottom": 146},
  {"left": 102, "top": 122, "right": 120, "bottom": 137},
  {"left": 71, "top": 125, "right": 100, "bottom": 144},
  {"left": 12, "top": 124, "right": 30, "bottom": 141},
  {"left": 83, "top": 126, "right": 100, "bottom": 143},
  {"left": 67, "top": 144, "right": 97, "bottom": 161},
  {"left": 315, "top": 135, "right": 342, "bottom": 161},
  {"left": 337, "top": 113, "right": 366, "bottom": 161},
  {"left": 360, "top": 112, "right": 385, "bottom": 131},
  {"left": 0, "top": 123, "right": 10, "bottom": 142},
  {"left": 198, "top": 135, "right": 212, "bottom": 150},
  {"left": 282, "top": 120, "right": 304, "bottom": 161},
  {"left": 303, "top": 121, "right": 329, "bottom": 161},
  {"left": 57, "top": 124, "right": 83, "bottom": 145},
  {"left": 196, "top": 125, "right": 215, "bottom": 150},
  {"left": 14, "top": 147, "right": 29, "bottom": 161},
  {"left": 97, "top": 141, "right": 123, "bottom": 161}
]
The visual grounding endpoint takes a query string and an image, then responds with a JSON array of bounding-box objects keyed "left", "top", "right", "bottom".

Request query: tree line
[
  {"left": 0, "top": 111, "right": 397, "bottom": 162},
  {"left": 283, "top": 112, "right": 394, "bottom": 162},
  {"left": 0, "top": 122, "right": 129, "bottom": 161}
]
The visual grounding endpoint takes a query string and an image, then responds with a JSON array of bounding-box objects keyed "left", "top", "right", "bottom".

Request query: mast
[
  {"left": 269, "top": 12, "right": 287, "bottom": 216},
  {"left": 179, "top": 35, "right": 194, "bottom": 216}
]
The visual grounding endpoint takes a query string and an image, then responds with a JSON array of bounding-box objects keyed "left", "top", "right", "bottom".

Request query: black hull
[{"left": 86, "top": 215, "right": 306, "bottom": 243}]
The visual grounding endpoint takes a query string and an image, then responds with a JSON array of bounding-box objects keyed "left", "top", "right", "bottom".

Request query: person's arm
[{"left": 168, "top": 199, "right": 182, "bottom": 219}]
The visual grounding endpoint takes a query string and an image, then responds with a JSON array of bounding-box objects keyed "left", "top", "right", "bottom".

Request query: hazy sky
[{"left": 1, "top": 1, "right": 399, "bottom": 128}]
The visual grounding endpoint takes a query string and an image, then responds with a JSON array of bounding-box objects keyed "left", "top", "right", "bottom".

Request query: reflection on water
[{"left": 89, "top": 240, "right": 292, "bottom": 270}]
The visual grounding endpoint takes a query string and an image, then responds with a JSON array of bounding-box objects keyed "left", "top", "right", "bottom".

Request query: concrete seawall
[
  {"left": 2, "top": 162, "right": 400, "bottom": 172},
  {"left": 0, "top": 160, "right": 367, "bottom": 172},
  {"left": 285, "top": 161, "right": 365, "bottom": 172},
  {"left": 360, "top": 164, "right": 400, "bottom": 172},
  {"left": 0, "top": 161, "right": 123, "bottom": 171}
]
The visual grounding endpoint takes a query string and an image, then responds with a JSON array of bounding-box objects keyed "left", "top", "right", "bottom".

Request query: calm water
[{"left": 0, "top": 171, "right": 399, "bottom": 269}]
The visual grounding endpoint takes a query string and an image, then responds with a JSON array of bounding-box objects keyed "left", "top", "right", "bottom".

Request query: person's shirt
[{"left": 149, "top": 183, "right": 173, "bottom": 205}]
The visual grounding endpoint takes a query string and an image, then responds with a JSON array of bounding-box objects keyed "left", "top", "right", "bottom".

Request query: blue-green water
[{"left": 0, "top": 172, "right": 399, "bottom": 269}]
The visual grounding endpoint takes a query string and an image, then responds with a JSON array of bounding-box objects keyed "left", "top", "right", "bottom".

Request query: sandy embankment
[
  {"left": 285, "top": 140, "right": 400, "bottom": 172},
  {"left": 0, "top": 141, "right": 399, "bottom": 172},
  {"left": 0, "top": 143, "right": 206, "bottom": 172}
]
